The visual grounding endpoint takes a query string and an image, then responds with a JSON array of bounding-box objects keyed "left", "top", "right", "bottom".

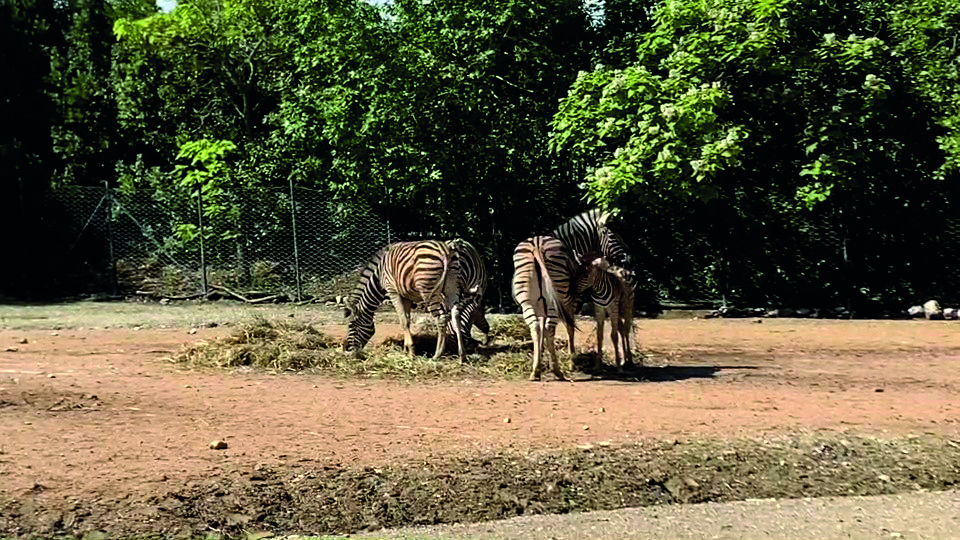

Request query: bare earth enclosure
[{"left": 2, "top": 302, "right": 960, "bottom": 537}]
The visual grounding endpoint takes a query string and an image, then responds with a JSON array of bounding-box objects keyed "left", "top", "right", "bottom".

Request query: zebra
[
  {"left": 580, "top": 258, "right": 636, "bottom": 371},
  {"left": 554, "top": 208, "right": 638, "bottom": 367},
  {"left": 446, "top": 238, "right": 491, "bottom": 344},
  {"left": 512, "top": 235, "right": 578, "bottom": 381},
  {"left": 552, "top": 208, "right": 632, "bottom": 270},
  {"left": 342, "top": 240, "right": 466, "bottom": 361}
]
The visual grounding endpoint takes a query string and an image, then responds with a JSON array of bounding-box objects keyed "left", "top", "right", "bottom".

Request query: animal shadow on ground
[
  {"left": 573, "top": 353, "right": 760, "bottom": 383},
  {"left": 380, "top": 333, "right": 494, "bottom": 358}
]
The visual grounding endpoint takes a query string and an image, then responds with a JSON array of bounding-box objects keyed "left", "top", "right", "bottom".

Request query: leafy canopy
[{"left": 551, "top": 0, "right": 956, "bottom": 209}]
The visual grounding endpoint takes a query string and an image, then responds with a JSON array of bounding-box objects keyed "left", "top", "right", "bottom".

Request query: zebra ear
[
  {"left": 343, "top": 306, "right": 353, "bottom": 319},
  {"left": 598, "top": 209, "right": 612, "bottom": 226}
]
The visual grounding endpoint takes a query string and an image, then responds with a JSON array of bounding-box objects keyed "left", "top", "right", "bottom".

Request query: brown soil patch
[{"left": 2, "top": 316, "right": 960, "bottom": 537}]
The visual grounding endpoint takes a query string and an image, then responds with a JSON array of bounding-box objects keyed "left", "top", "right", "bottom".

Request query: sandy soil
[{"left": 2, "top": 315, "right": 960, "bottom": 534}]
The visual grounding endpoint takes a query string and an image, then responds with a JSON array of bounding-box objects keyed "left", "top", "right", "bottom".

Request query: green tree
[
  {"left": 53, "top": 0, "right": 155, "bottom": 185},
  {"left": 113, "top": 0, "right": 295, "bottom": 186},
  {"left": 552, "top": 0, "right": 960, "bottom": 306},
  {"left": 553, "top": 0, "right": 945, "bottom": 209},
  {"left": 889, "top": 0, "right": 960, "bottom": 178},
  {"left": 273, "top": 0, "right": 595, "bottom": 305}
]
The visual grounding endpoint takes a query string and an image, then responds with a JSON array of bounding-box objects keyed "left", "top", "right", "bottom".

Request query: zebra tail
[{"left": 531, "top": 245, "right": 576, "bottom": 332}]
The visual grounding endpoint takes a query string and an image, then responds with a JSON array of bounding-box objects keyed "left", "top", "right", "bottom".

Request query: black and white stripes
[
  {"left": 511, "top": 236, "right": 578, "bottom": 381},
  {"left": 552, "top": 209, "right": 632, "bottom": 270},
  {"left": 447, "top": 239, "right": 490, "bottom": 342},
  {"left": 578, "top": 258, "right": 635, "bottom": 370},
  {"left": 342, "top": 240, "right": 466, "bottom": 361}
]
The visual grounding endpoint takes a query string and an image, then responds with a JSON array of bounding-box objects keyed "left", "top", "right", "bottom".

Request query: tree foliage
[
  {"left": 552, "top": 0, "right": 955, "bottom": 210},
  {"left": 5, "top": 0, "right": 960, "bottom": 306}
]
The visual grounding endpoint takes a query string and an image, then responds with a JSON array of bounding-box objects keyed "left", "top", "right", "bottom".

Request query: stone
[{"left": 923, "top": 300, "right": 943, "bottom": 320}]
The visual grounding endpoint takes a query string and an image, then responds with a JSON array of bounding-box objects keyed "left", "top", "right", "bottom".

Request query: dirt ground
[{"left": 2, "top": 306, "right": 960, "bottom": 537}]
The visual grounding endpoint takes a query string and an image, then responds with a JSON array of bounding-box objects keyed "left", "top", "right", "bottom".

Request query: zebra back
[
  {"left": 553, "top": 209, "right": 632, "bottom": 270},
  {"left": 344, "top": 240, "right": 459, "bottom": 352},
  {"left": 377, "top": 240, "right": 458, "bottom": 307},
  {"left": 512, "top": 235, "right": 577, "bottom": 329}
]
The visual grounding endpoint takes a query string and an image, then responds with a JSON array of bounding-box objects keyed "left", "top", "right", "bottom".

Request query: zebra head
[
  {"left": 342, "top": 249, "right": 388, "bottom": 354},
  {"left": 471, "top": 298, "right": 491, "bottom": 337},
  {"left": 342, "top": 310, "right": 376, "bottom": 354},
  {"left": 600, "top": 222, "right": 631, "bottom": 268}
]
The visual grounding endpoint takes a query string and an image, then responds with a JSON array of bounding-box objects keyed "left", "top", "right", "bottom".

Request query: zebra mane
[{"left": 344, "top": 248, "right": 387, "bottom": 320}]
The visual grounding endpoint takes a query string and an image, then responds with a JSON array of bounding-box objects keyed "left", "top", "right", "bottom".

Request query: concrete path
[{"left": 343, "top": 490, "right": 960, "bottom": 539}]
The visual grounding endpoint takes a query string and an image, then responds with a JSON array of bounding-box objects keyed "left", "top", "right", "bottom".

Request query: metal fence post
[
  {"left": 196, "top": 180, "right": 208, "bottom": 297},
  {"left": 103, "top": 181, "right": 118, "bottom": 295},
  {"left": 288, "top": 173, "right": 302, "bottom": 302}
]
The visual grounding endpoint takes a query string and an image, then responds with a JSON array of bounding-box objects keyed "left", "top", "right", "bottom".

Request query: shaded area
[{"left": 3, "top": 434, "right": 959, "bottom": 538}]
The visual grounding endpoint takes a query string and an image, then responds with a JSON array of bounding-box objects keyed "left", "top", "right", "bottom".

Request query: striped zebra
[
  {"left": 512, "top": 236, "right": 578, "bottom": 381},
  {"left": 554, "top": 209, "right": 638, "bottom": 369},
  {"left": 446, "top": 239, "right": 491, "bottom": 344},
  {"left": 553, "top": 208, "right": 632, "bottom": 270},
  {"left": 342, "top": 240, "right": 466, "bottom": 361},
  {"left": 580, "top": 258, "right": 636, "bottom": 371}
]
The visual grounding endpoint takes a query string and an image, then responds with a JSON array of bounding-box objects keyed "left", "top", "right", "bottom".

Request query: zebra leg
[
  {"left": 528, "top": 317, "right": 545, "bottom": 381},
  {"left": 545, "top": 321, "right": 567, "bottom": 381},
  {"left": 389, "top": 294, "right": 415, "bottom": 357},
  {"left": 608, "top": 303, "right": 622, "bottom": 371},
  {"left": 621, "top": 315, "right": 634, "bottom": 367},
  {"left": 432, "top": 310, "right": 451, "bottom": 360},
  {"left": 594, "top": 304, "right": 606, "bottom": 371},
  {"left": 442, "top": 270, "right": 464, "bottom": 361},
  {"left": 564, "top": 316, "right": 575, "bottom": 356},
  {"left": 450, "top": 302, "right": 466, "bottom": 363}
]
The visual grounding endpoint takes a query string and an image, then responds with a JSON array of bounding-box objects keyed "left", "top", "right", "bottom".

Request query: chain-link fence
[
  {"left": 617, "top": 180, "right": 960, "bottom": 313},
  {"left": 34, "top": 181, "right": 960, "bottom": 312},
  {"left": 43, "top": 185, "right": 391, "bottom": 302}
]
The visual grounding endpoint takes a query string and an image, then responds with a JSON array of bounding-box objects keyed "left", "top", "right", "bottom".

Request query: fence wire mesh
[
  {"left": 36, "top": 182, "right": 960, "bottom": 312},
  {"left": 44, "top": 186, "right": 390, "bottom": 302}
]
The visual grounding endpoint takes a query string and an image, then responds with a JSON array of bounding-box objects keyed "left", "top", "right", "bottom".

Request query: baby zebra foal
[
  {"left": 446, "top": 238, "right": 491, "bottom": 345},
  {"left": 581, "top": 258, "right": 636, "bottom": 371},
  {"left": 342, "top": 240, "right": 466, "bottom": 361}
]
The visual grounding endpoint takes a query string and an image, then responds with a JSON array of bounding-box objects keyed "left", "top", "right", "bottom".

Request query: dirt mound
[
  {"left": 1, "top": 387, "right": 101, "bottom": 414},
  {"left": 2, "top": 434, "right": 959, "bottom": 538}
]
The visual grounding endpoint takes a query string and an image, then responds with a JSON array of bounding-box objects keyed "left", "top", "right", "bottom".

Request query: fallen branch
[
  {"left": 209, "top": 284, "right": 250, "bottom": 303},
  {"left": 135, "top": 290, "right": 206, "bottom": 301},
  {"left": 247, "top": 294, "right": 286, "bottom": 304}
]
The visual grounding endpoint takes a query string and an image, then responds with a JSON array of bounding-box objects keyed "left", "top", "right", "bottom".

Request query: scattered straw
[{"left": 172, "top": 316, "right": 565, "bottom": 380}]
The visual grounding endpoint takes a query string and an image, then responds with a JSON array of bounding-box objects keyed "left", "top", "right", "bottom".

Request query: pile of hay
[
  {"left": 175, "top": 318, "right": 342, "bottom": 371},
  {"left": 489, "top": 315, "right": 531, "bottom": 341},
  {"left": 172, "top": 314, "right": 585, "bottom": 380}
]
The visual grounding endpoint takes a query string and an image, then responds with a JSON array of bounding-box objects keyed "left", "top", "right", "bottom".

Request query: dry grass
[
  {"left": 172, "top": 317, "right": 573, "bottom": 380},
  {"left": 489, "top": 314, "right": 530, "bottom": 341},
  {"left": 175, "top": 317, "right": 342, "bottom": 371}
]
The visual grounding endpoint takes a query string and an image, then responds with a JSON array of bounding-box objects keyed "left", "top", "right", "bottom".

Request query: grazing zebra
[
  {"left": 580, "top": 258, "right": 636, "bottom": 371},
  {"left": 342, "top": 240, "right": 466, "bottom": 361},
  {"left": 553, "top": 208, "right": 632, "bottom": 269},
  {"left": 512, "top": 236, "right": 579, "bottom": 381},
  {"left": 446, "top": 239, "right": 491, "bottom": 344}
]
